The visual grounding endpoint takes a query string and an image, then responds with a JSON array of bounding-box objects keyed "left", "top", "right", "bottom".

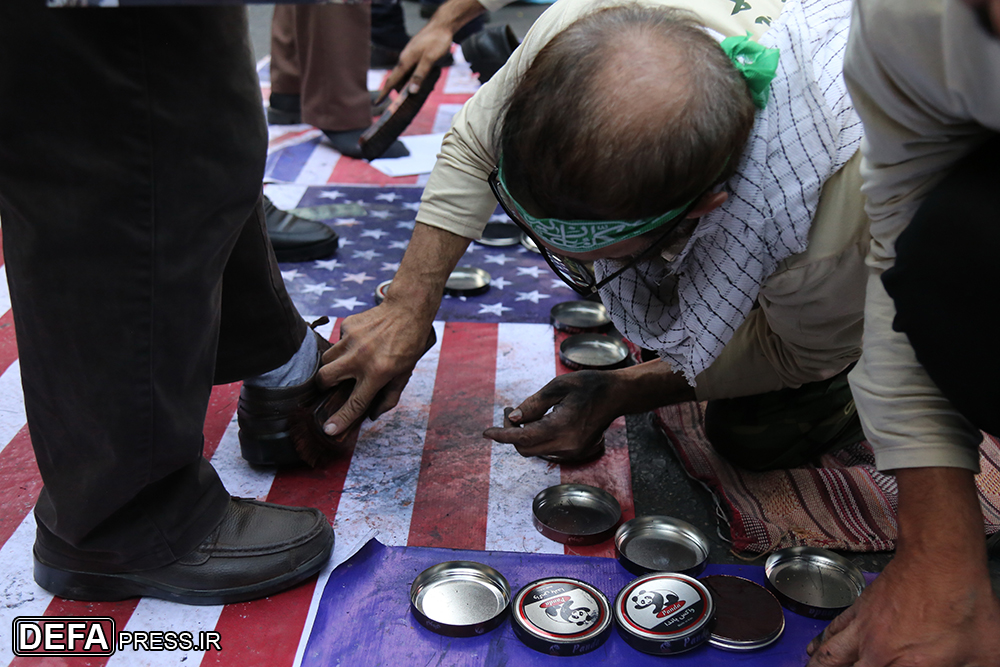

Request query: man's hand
[
  {"left": 377, "top": 0, "right": 487, "bottom": 103},
  {"left": 483, "top": 370, "right": 624, "bottom": 458},
  {"left": 806, "top": 467, "right": 1000, "bottom": 667}
]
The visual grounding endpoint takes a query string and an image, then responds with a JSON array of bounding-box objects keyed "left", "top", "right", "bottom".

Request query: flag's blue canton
[{"left": 280, "top": 185, "right": 579, "bottom": 323}]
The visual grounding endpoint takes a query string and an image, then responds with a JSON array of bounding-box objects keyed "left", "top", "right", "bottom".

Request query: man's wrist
[{"left": 430, "top": 0, "right": 488, "bottom": 35}]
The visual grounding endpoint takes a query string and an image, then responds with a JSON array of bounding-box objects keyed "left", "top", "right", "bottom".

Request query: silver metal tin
[
  {"left": 532, "top": 483, "right": 622, "bottom": 545},
  {"left": 764, "top": 547, "right": 866, "bottom": 619},
  {"left": 538, "top": 435, "right": 606, "bottom": 464},
  {"left": 511, "top": 577, "right": 613, "bottom": 656},
  {"left": 550, "top": 301, "right": 612, "bottom": 334},
  {"left": 520, "top": 232, "right": 541, "bottom": 254},
  {"left": 701, "top": 575, "right": 784, "bottom": 651},
  {"left": 614, "top": 572, "right": 715, "bottom": 655},
  {"left": 410, "top": 561, "right": 512, "bottom": 637},
  {"left": 444, "top": 266, "right": 491, "bottom": 296},
  {"left": 476, "top": 222, "right": 522, "bottom": 247},
  {"left": 614, "top": 516, "right": 711, "bottom": 577},
  {"left": 374, "top": 279, "right": 392, "bottom": 305},
  {"left": 559, "top": 334, "right": 629, "bottom": 371}
]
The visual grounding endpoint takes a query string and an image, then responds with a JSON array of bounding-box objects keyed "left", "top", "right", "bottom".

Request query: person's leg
[
  {"left": 268, "top": 4, "right": 304, "bottom": 125},
  {"left": 371, "top": 0, "right": 411, "bottom": 59},
  {"left": 882, "top": 135, "right": 1000, "bottom": 437}
]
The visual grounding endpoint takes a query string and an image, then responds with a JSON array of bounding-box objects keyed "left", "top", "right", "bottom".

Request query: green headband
[{"left": 500, "top": 35, "right": 778, "bottom": 253}]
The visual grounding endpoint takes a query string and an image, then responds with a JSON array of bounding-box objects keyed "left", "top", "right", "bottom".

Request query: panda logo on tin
[
  {"left": 522, "top": 582, "right": 601, "bottom": 636},
  {"left": 623, "top": 579, "right": 706, "bottom": 634}
]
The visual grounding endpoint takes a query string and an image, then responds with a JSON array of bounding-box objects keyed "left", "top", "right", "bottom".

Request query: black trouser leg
[{"left": 0, "top": 0, "right": 304, "bottom": 572}]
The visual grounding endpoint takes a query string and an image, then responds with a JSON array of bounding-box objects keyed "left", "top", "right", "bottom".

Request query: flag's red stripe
[
  {"left": 206, "top": 322, "right": 355, "bottom": 667},
  {"left": 0, "top": 310, "right": 19, "bottom": 377},
  {"left": 553, "top": 330, "right": 636, "bottom": 558},
  {"left": 0, "top": 426, "right": 41, "bottom": 548},
  {"left": 9, "top": 599, "right": 140, "bottom": 667},
  {"left": 202, "top": 382, "right": 241, "bottom": 460},
  {"left": 407, "top": 322, "right": 497, "bottom": 550}
]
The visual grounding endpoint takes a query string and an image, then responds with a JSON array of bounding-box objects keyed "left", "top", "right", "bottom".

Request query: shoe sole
[
  {"left": 272, "top": 235, "right": 340, "bottom": 263},
  {"left": 33, "top": 531, "right": 333, "bottom": 606}
]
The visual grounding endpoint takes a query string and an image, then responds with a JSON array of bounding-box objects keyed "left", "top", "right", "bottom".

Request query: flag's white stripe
[
  {"left": 0, "top": 264, "right": 12, "bottom": 318},
  {"left": 294, "top": 145, "right": 342, "bottom": 186},
  {"left": 443, "top": 55, "right": 480, "bottom": 95},
  {"left": 0, "top": 514, "right": 53, "bottom": 665},
  {"left": 0, "top": 360, "right": 26, "bottom": 456},
  {"left": 432, "top": 103, "right": 465, "bottom": 134},
  {"left": 486, "top": 323, "right": 562, "bottom": 553},
  {"left": 266, "top": 126, "right": 324, "bottom": 155},
  {"left": 263, "top": 184, "right": 310, "bottom": 212}
]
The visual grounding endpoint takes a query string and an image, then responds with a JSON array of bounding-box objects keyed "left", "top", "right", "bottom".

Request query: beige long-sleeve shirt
[
  {"left": 418, "top": 0, "right": 869, "bottom": 402},
  {"left": 843, "top": 0, "right": 1000, "bottom": 472}
]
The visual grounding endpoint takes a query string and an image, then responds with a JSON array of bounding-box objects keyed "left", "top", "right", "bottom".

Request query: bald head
[{"left": 499, "top": 4, "right": 756, "bottom": 221}]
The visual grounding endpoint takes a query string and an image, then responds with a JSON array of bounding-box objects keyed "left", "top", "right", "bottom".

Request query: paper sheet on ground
[{"left": 368, "top": 133, "right": 446, "bottom": 177}]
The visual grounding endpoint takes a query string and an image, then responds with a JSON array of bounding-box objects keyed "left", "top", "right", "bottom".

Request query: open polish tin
[
  {"left": 476, "top": 222, "right": 522, "bottom": 247},
  {"left": 511, "top": 578, "right": 613, "bottom": 656},
  {"left": 410, "top": 561, "right": 511, "bottom": 637},
  {"left": 764, "top": 547, "right": 866, "bottom": 619},
  {"left": 701, "top": 575, "right": 784, "bottom": 651},
  {"left": 550, "top": 301, "right": 612, "bottom": 334},
  {"left": 374, "top": 279, "right": 392, "bottom": 305},
  {"left": 614, "top": 572, "right": 715, "bottom": 655},
  {"left": 444, "top": 266, "right": 491, "bottom": 297},
  {"left": 615, "top": 516, "right": 711, "bottom": 576},
  {"left": 532, "top": 484, "right": 621, "bottom": 545},
  {"left": 559, "top": 334, "right": 629, "bottom": 371}
]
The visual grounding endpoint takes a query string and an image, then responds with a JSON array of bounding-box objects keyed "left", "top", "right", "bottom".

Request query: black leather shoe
[
  {"left": 459, "top": 24, "right": 519, "bottom": 85},
  {"left": 33, "top": 498, "right": 333, "bottom": 605},
  {"left": 238, "top": 329, "right": 333, "bottom": 466},
  {"left": 264, "top": 196, "right": 339, "bottom": 263}
]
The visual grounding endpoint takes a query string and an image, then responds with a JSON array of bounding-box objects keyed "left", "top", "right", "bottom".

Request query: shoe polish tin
[
  {"left": 559, "top": 334, "right": 629, "bottom": 371},
  {"left": 614, "top": 572, "right": 715, "bottom": 655},
  {"left": 520, "top": 232, "right": 541, "bottom": 254},
  {"left": 444, "top": 266, "right": 491, "bottom": 297},
  {"left": 374, "top": 279, "right": 392, "bottom": 305},
  {"left": 532, "top": 483, "right": 622, "bottom": 545},
  {"left": 764, "top": 547, "right": 866, "bottom": 619},
  {"left": 410, "top": 561, "right": 511, "bottom": 637},
  {"left": 511, "top": 577, "right": 612, "bottom": 656},
  {"left": 701, "top": 575, "right": 784, "bottom": 651},
  {"left": 550, "top": 301, "right": 612, "bottom": 334},
  {"left": 476, "top": 222, "right": 522, "bottom": 247},
  {"left": 614, "top": 516, "right": 710, "bottom": 577}
]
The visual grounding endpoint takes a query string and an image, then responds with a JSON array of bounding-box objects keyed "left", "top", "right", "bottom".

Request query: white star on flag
[
  {"left": 516, "top": 266, "right": 543, "bottom": 278},
  {"left": 314, "top": 259, "right": 343, "bottom": 271},
  {"left": 360, "top": 229, "right": 389, "bottom": 240},
  {"left": 334, "top": 218, "right": 361, "bottom": 227},
  {"left": 381, "top": 262, "right": 401, "bottom": 272},
  {"left": 338, "top": 239, "right": 354, "bottom": 246},
  {"left": 332, "top": 296, "right": 365, "bottom": 311},
  {"left": 318, "top": 190, "right": 345, "bottom": 200},
  {"left": 389, "top": 240, "right": 409, "bottom": 250},
  {"left": 368, "top": 210, "right": 392, "bottom": 219},
  {"left": 396, "top": 220, "right": 416, "bottom": 230},
  {"left": 352, "top": 249, "right": 383, "bottom": 261},
  {"left": 301, "top": 283, "right": 335, "bottom": 295},
  {"left": 401, "top": 201, "right": 421, "bottom": 211},
  {"left": 483, "top": 253, "right": 511, "bottom": 266},
  {"left": 342, "top": 272, "right": 375, "bottom": 284},
  {"left": 375, "top": 192, "right": 401, "bottom": 202},
  {"left": 492, "top": 276, "right": 511, "bottom": 290},
  {"left": 477, "top": 302, "right": 512, "bottom": 316},
  {"left": 515, "top": 290, "right": 550, "bottom": 304},
  {"left": 280, "top": 269, "right": 303, "bottom": 281},
  {"left": 550, "top": 279, "right": 572, "bottom": 290},
  {"left": 489, "top": 213, "right": 512, "bottom": 223}
]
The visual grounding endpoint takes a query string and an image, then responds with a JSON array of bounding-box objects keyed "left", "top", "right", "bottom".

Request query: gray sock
[{"left": 243, "top": 330, "right": 319, "bottom": 388}]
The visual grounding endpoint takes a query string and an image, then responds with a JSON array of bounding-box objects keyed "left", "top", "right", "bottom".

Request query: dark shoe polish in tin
[
  {"left": 614, "top": 572, "right": 715, "bottom": 655},
  {"left": 410, "top": 561, "right": 511, "bottom": 637},
  {"left": 532, "top": 484, "right": 621, "bottom": 545},
  {"left": 615, "top": 516, "right": 711, "bottom": 577},
  {"left": 764, "top": 546, "right": 866, "bottom": 619},
  {"left": 701, "top": 575, "right": 784, "bottom": 651},
  {"left": 511, "top": 577, "right": 612, "bottom": 655}
]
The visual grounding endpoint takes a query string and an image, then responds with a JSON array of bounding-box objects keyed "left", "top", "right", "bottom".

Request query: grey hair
[{"left": 497, "top": 4, "right": 756, "bottom": 221}]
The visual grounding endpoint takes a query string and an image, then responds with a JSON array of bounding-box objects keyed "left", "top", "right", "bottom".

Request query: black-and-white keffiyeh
[{"left": 596, "top": 0, "right": 862, "bottom": 383}]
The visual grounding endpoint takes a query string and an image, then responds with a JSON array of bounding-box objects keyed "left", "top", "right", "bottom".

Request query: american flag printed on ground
[{"left": 0, "top": 59, "right": 636, "bottom": 666}]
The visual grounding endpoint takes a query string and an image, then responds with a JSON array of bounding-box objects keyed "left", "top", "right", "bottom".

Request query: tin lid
[
  {"left": 614, "top": 572, "right": 715, "bottom": 655},
  {"left": 520, "top": 232, "right": 541, "bottom": 254},
  {"left": 559, "top": 334, "right": 629, "bottom": 370},
  {"left": 550, "top": 301, "right": 612, "bottom": 333},
  {"left": 476, "top": 222, "right": 522, "bottom": 247},
  {"left": 532, "top": 483, "right": 621, "bottom": 545},
  {"left": 374, "top": 279, "right": 392, "bottom": 305},
  {"left": 764, "top": 547, "right": 866, "bottom": 619},
  {"left": 511, "top": 578, "right": 613, "bottom": 656},
  {"left": 614, "top": 516, "right": 711, "bottom": 577},
  {"left": 444, "top": 266, "right": 491, "bottom": 296},
  {"left": 410, "top": 561, "right": 512, "bottom": 637},
  {"left": 701, "top": 575, "right": 784, "bottom": 651}
]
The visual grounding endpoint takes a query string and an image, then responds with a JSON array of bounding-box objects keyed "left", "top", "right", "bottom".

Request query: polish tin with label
[
  {"left": 511, "top": 577, "right": 612, "bottom": 656},
  {"left": 410, "top": 561, "right": 511, "bottom": 637},
  {"left": 374, "top": 279, "right": 392, "bottom": 305},
  {"left": 614, "top": 572, "right": 715, "bottom": 655}
]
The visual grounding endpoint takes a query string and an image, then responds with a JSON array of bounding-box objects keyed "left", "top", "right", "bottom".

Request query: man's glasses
[{"left": 488, "top": 166, "right": 693, "bottom": 296}]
